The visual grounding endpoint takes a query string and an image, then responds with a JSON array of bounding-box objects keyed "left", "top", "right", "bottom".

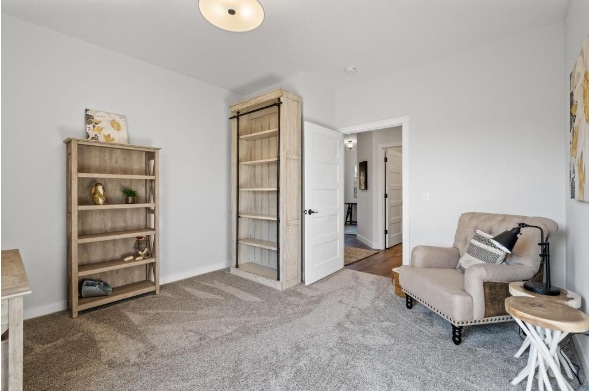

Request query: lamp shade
[
  {"left": 199, "top": 0, "right": 264, "bottom": 32},
  {"left": 490, "top": 227, "right": 521, "bottom": 253}
]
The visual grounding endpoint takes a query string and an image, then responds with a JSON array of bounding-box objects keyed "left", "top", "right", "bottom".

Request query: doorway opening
[
  {"left": 339, "top": 116, "right": 410, "bottom": 274},
  {"left": 343, "top": 133, "right": 358, "bottom": 236}
]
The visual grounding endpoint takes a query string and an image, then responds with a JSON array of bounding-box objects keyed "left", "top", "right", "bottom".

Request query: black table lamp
[{"left": 491, "top": 223, "right": 560, "bottom": 296}]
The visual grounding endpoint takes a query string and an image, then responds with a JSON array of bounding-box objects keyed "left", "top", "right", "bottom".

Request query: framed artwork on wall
[
  {"left": 569, "top": 37, "right": 589, "bottom": 202},
  {"left": 85, "top": 108, "right": 128, "bottom": 144},
  {"left": 354, "top": 164, "right": 358, "bottom": 198},
  {"left": 359, "top": 161, "right": 367, "bottom": 190}
]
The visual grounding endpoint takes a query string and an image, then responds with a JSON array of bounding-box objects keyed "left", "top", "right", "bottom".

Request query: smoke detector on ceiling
[{"left": 344, "top": 66, "right": 358, "bottom": 75}]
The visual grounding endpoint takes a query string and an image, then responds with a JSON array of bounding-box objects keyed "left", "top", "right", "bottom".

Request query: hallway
[{"left": 344, "top": 234, "right": 402, "bottom": 278}]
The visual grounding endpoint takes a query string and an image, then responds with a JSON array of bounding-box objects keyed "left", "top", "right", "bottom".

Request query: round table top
[
  {"left": 505, "top": 296, "right": 589, "bottom": 333},
  {"left": 509, "top": 281, "right": 582, "bottom": 309}
]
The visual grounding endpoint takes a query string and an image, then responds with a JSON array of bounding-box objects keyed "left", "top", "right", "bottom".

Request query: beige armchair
[{"left": 399, "top": 212, "right": 558, "bottom": 345}]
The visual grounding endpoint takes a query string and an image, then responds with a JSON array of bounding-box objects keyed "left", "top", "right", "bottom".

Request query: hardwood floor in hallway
[{"left": 344, "top": 233, "right": 402, "bottom": 279}]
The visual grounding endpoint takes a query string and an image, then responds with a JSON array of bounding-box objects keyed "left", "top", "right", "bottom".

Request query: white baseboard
[
  {"left": 24, "top": 301, "right": 68, "bottom": 320},
  {"left": 160, "top": 260, "right": 230, "bottom": 285},
  {"left": 23, "top": 260, "right": 231, "bottom": 320},
  {"left": 356, "top": 234, "right": 375, "bottom": 249}
]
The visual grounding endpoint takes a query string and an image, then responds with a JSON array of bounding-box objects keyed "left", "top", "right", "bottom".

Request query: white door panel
[
  {"left": 385, "top": 148, "right": 403, "bottom": 248},
  {"left": 304, "top": 122, "right": 344, "bottom": 285}
]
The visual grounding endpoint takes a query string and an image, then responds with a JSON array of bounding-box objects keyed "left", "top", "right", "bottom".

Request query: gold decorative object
[{"left": 91, "top": 183, "right": 107, "bottom": 205}]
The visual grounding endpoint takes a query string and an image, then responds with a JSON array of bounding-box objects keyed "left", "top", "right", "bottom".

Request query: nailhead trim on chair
[{"left": 402, "top": 288, "right": 513, "bottom": 327}]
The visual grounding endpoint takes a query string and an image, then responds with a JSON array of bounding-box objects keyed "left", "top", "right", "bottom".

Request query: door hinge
[
  {"left": 384, "top": 157, "right": 388, "bottom": 162},
  {"left": 384, "top": 193, "right": 388, "bottom": 198},
  {"left": 385, "top": 230, "right": 388, "bottom": 234}
]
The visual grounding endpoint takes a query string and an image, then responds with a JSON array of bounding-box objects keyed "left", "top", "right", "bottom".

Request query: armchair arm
[
  {"left": 464, "top": 263, "right": 536, "bottom": 319},
  {"left": 411, "top": 245, "right": 459, "bottom": 269}
]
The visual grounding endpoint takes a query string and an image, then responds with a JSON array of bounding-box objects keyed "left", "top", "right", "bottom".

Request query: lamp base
[{"left": 523, "top": 281, "right": 561, "bottom": 296}]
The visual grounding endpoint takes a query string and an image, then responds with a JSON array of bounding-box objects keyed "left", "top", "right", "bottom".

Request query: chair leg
[
  {"left": 452, "top": 325, "right": 463, "bottom": 345},
  {"left": 345, "top": 204, "right": 353, "bottom": 225},
  {"left": 405, "top": 295, "right": 413, "bottom": 309}
]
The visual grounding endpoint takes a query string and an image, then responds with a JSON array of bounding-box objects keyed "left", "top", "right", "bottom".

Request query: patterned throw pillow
[{"left": 457, "top": 230, "right": 506, "bottom": 272}]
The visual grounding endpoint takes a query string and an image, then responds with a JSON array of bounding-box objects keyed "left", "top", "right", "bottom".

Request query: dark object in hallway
[{"left": 345, "top": 202, "right": 357, "bottom": 225}]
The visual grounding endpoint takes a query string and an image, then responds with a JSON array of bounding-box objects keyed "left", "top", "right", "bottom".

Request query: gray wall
[
  {"left": 356, "top": 131, "right": 373, "bottom": 244},
  {"left": 565, "top": 0, "right": 589, "bottom": 374},
  {"left": 1, "top": 15, "right": 233, "bottom": 317},
  {"left": 336, "top": 22, "right": 567, "bottom": 270}
]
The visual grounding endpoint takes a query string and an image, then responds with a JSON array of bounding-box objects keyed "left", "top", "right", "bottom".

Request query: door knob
[{"left": 305, "top": 209, "right": 319, "bottom": 215}]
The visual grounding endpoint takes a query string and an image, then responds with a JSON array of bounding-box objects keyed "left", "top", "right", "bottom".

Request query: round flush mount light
[
  {"left": 344, "top": 66, "right": 358, "bottom": 75},
  {"left": 199, "top": 0, "right": 265, "bottom": 32}
]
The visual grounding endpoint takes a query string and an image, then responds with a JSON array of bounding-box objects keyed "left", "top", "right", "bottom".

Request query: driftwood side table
[
  {"left": 509, "top": 281, "right": 582, "bottom": 382},
  {"left": 505, "top": 296, "right": 589, "bottom": 391},
  {"left": 2, "top": 249, "right": 32, "bottom": 391}
]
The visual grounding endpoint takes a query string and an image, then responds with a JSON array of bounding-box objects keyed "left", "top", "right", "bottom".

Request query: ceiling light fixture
[
  {"left": 199, "top": 0, "right": 264, "bottom": 32},
  {"left": 344, "top": 66, "right": 358, "bottom": 75}
]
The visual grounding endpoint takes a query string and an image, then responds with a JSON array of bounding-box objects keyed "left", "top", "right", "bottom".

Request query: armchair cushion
[
  {"left": 456, "top": 230, "right": 506, "bottom": 272},
  {"left": 400, "top": 266, "right": 473, "bottom": 321},
  {"left": 410, "top": 245, "right": 459, "bottom": 269}
]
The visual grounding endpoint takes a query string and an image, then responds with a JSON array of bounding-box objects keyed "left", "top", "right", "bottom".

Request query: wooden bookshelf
[
  {"left": 230, "top": 89, "right": 302, "bottom": 290},
  {"left": 65, "top": 138, "right": 160, "bottom": 318}
]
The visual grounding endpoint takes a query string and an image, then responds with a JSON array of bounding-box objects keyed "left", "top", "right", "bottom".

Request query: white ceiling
[{"left": 2, "top": 0, "right": 569, "bottom": 96}]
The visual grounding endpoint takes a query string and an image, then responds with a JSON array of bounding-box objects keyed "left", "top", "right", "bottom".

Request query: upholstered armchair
[{"left": 399, "top": 212, "right": 558, "bottom": 345}]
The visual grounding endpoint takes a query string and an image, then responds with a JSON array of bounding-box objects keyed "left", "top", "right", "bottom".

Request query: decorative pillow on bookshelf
[{"left": 457, "top": 230, "right": 506, "bottom": 272}]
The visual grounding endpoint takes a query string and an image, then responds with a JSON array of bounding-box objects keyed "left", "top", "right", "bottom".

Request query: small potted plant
[{"left": 122, "top": 187, "right": 138, "bottom": 204}]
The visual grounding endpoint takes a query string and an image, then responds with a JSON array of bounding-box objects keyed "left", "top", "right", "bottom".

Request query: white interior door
[
  {"left": 385, "top": 147, "right": 402, "bottom": 248},
  {"left": 303, "top": 121, "right": 344, "bottom": 285}
]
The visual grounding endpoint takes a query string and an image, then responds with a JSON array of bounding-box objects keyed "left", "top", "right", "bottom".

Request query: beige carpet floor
[
  {"left": 22, "top": 269, "right": 587, "bottom": 391},
  {"left": 344, "top": 246, "right": 379, "bottom": 265}
]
